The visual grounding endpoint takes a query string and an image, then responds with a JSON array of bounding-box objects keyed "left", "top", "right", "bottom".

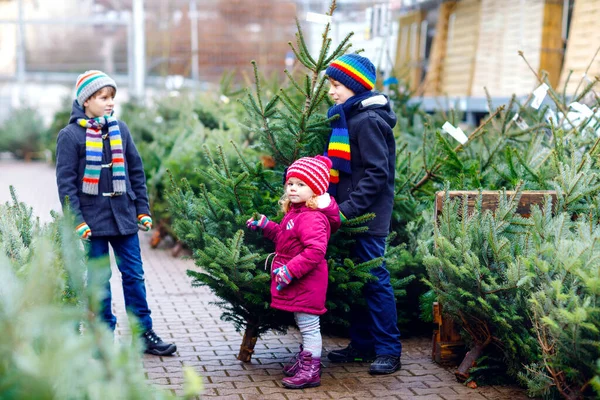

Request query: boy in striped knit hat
[
  {"left": 324, "top": 54, "right": 402, "bottom": 374},
  {"left": 55, "top": 70, "right": 176, "bottom": 356}
]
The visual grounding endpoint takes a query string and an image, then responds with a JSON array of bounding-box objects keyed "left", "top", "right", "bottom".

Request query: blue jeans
[
  {"left": 349, "top": 235, "right": 402, "bottom": 357},
  {"left": 87, "top": 233, "right": 152, "bottom": 332}
]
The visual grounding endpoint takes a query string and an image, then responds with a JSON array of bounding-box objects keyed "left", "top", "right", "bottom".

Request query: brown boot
[{"left": 282, "top": 351, "right": 321, "bottom": 389}]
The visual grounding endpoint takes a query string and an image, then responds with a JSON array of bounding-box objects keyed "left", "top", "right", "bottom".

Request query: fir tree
[
  {"left": 0, "top": 190, "right": 201, "bottom": 399},
  {"left": 166, "top": 0, "right": 418, "bottom": 360}
]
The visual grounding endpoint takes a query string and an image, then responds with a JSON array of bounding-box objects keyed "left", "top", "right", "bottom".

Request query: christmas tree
[
  {"left": 0, "top": 188, "right": 202, "bottom": 399},
  {"left": 166, "top": 0, "right": 419, "bottom": 360}
]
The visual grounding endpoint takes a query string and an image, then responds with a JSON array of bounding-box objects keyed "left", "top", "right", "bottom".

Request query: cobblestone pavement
[{"left": 1, "top": 161, "right": 530, "bottom": 399}]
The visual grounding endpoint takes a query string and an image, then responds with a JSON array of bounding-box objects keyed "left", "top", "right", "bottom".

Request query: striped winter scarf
[
  {"left": 325, "top": 90, "right": 375, "bottom": 195},
  {"left": 77, "top": 115, "right": 126, "bottom": 195}
]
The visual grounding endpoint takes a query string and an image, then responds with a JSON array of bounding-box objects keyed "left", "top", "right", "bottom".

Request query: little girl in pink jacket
[{"left": 246, "top": 155, "right": 341, "bottom": 389}]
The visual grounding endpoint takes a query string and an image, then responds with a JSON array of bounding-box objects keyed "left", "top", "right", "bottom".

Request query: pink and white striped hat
[{"left": 286, "top": 155, "right": 333, "bottom": 196}]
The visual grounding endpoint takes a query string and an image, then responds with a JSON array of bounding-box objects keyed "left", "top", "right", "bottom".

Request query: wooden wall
[
  {"left": 423, "top": 1, "right": 458, "bottom": 96},
  {"left": 395, "top": 10, "right": 425, "bottom": 91},
  {"left": 418, "top": 0, "right": 565, "bottom": 97},
  {"left": 441, "top": 0, "right": 481, "bottom": 96},
  {"left": 558, "top": 0, "right": 600, "bottom": 96},
  {"left": 471, "top": 0, "right": 545, "bottom": 97}
]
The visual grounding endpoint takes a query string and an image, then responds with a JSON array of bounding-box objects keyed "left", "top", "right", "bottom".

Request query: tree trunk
[
  {"left": 455, "top": 341, "right": 488, "bottom": 382},
  {"left": 150, "top": 224, "right": 166, "bottom": 248},
  {"left": 237, "top": 325, "right": 258, "bottom": 362}
]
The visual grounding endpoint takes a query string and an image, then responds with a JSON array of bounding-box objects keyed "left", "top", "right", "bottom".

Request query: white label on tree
[
  {"left": 442, "top": 121, "right": 468, "bottom": 145},
  {"left": 531, "top": 83, "right": 549, "bottom": 109},
  {"left": 569, "top": 102, "right": 593, "bottom": 118},
  {"left": 512, "top": 113, "right": 529, "bottom": 130}
]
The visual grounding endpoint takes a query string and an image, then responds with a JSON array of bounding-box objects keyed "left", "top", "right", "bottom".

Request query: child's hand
[
  {"left": 76, "top": 222, "right": 92, "bottom": 240},
  {"left": 273, "top": 265, "right": 293, "bottom": 290},
  {"left": 138, "top": 214, "right": 152, "bottom": 231},
  {"left": 246, "top": 214, "right": 269, "bottom": 231}
]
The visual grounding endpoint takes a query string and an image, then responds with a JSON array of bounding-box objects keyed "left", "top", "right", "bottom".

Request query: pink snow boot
[
  {"left": 283, "top": 344, "right": 303, "bottom": 377},
  {"left": 282, "top": 351, "right": 321, "bottom": 389}
]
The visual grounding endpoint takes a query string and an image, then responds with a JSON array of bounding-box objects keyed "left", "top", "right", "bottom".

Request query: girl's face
[
  {"left": 285, "top": 177, "right": 315, "bottom": 204},
  {"left": 328, "top": 78, "right": 355, "bottom": 105}
]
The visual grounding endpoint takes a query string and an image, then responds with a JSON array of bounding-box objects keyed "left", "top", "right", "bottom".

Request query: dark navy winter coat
[
  {"left": 55, "top": 101, "right": 150, "bottom": 236},
  {"left": 335, "top": 94, "right": 397, "bottom": 237}
]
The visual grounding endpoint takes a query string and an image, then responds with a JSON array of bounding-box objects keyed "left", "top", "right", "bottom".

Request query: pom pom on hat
[
  {"left": 325, "top": 53, "right": 376, "bottom": 94},
  {"left": 75, "top": 70, "right": 117, "bottom": 106},
  {"left": 286, "top": 155, "right": 332, "bottom": 196}
]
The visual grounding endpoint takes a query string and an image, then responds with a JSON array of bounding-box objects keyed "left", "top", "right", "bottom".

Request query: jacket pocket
[{"left": 127, "top": 191, "right": 137, "bottom": 201}]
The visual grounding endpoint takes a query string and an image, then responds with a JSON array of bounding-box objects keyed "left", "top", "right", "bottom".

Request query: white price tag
[
  {"left": 442, "top": 122, "right": 469, "bottom": 145},
  {"left": 569, "top": 102, "right": 593, "bottom": 118},
  {"left": 531, "top": 83, "right": 549, "bottom": 109},
  {"left": 511, "top": 113, "right": 529, "bottom": 130}
]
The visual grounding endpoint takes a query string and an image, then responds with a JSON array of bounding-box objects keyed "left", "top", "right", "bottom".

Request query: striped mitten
[
  {"left": 138, "top": 214, "right": 152, "bottom": 231},
  {"left": 76, "top": 222, "right": 91, "bottom": 240}
]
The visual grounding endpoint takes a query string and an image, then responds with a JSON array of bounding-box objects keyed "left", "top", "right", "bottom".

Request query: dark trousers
[
  {"left": 87, "top": 233, "right": 152, "bottom": 332},
  {"left": 349, "top": 234, "right": 402, "bottom": 357}
]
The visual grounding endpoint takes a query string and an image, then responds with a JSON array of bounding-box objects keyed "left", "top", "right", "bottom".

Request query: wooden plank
[
  {"left": 435, "top": 190, "right": 558, "bottom": 219},
  {"left": 423, "top": 1, "right": 458, "bottom": 96},
  {"left": 540, "top": 1, "right": 565, "bottom": 88},
  {"left": 395, "top": 10, "right": 425, "bottom": 91},
  {"left": 559, "top": 0, "right": 600, "bottom": 96},
  {"left": 441, "top": 0, "right": 481, "bottom": 96}
]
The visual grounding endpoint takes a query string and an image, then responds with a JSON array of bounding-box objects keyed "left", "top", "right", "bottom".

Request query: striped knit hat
[
  {"left": 75, "top": 70, "right": 117, "bottom": 106},
  {"left": 325, "top": 54, "right": 376, "bottom": 94},
  {"left": 286, "top": 155, "right": 332, "bottom": 196}
]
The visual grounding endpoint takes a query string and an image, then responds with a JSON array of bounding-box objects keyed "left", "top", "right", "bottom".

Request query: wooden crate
[
  {"left": 431, "top": 190, "right": 557, "bottom": 365},
  {"left": 558, "top": 0, "right": 600, "bottom": 96}
]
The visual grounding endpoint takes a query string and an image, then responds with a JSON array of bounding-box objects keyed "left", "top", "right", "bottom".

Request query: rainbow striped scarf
[
  {"left": 325, "top": 90, "right": 374, "bottom": 195},
  {"left": 77, "top": 115, "right": 126, "bottom": 195}
]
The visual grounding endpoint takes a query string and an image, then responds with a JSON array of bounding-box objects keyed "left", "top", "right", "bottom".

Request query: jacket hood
[
  {"left": 351, "top": 92, "right": 397, "bottom": 129},
  {"left": 68, "top": 99, "right": 88, "bottom": 124},
  {"left": 316, "top": 194, "right": 341, "bottom": 234},
  {"left": 289, "top": 194, "right": 341, "bottom": 234}
]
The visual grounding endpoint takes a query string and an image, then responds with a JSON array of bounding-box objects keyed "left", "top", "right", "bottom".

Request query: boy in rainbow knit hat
[
  {"left": 55, "top": 70, "right": 176, "bottom": 356},
  {"left": 323, "top": 54, "right": 402, "bottom": 375}
]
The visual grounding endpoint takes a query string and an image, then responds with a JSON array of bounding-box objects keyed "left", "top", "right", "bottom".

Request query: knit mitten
[
  {"left": 76, "top": 222, "right": 91, "bottom": 240},
  {"left": 273, "top": 265, "right": 293, "bottom": 290},
  {"left": 246, "top": 214, "right": 269, "bottom": 231},
  {"left": 138, "top": 214, "right": 152, "bottom": 231}
]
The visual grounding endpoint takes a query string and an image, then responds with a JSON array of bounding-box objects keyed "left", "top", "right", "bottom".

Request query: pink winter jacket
[{"left": 262, "top": 196, "right": 341, "bottom": 315}]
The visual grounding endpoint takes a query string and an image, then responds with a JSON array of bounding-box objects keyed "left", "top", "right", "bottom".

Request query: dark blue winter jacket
[
  {"left": 55, "top": 100, "right": 150, "bottom": 236},
  {"left": 335, "top": 93, "right": 397, "bottom": 237}
]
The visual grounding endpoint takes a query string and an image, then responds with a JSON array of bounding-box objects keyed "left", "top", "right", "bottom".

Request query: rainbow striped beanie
[
  {"left": 75, "top": 70, "right": 117, "bottom": 106},
  {"left": 325, "top": 54, "right": 376, "bottom": 94}
]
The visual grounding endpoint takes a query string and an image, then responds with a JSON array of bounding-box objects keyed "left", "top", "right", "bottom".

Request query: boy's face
[
  {"left": 285, "top": 177, "right": 315, "bottom": 204},
  {"left": 328, "top": 78, "right": 355, "bottom": 105},
  {"left": 83, "top": 87, "right": 115, "bottom": 119}
]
